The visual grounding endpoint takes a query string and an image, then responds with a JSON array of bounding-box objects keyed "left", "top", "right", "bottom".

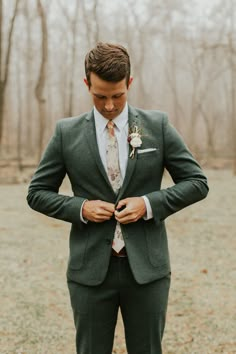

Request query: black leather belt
[{"left": 111, "top": 247, "right": 127, "bottom": 257}]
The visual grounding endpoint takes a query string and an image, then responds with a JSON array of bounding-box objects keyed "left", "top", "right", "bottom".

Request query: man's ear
[
  {"left": 128, "top": 76, "right": 133, "bottom": 89},
  {"left": 84, "top": 78, "right": 90, "bottom": 89}
]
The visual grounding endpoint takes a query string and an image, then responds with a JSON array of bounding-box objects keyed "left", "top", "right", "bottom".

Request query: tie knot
[
  {"left": 107, "top": 120, "right": 115, "bottom": 130},
  {"left": 106, "top": 120, "right": 115, "bottom": 137}
]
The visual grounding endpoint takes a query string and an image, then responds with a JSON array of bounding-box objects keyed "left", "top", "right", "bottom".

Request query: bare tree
[
  {"left": 0, "top": 0, "right": 20, "bottom": 146},
  {"left": 228, "top": 0, "right": 236, "bottom": 173},
  {"left": 35, "top": 0, "right": 48, "bottom": 160},
  {"left": 16, "top": 43, "right": 23, "bottom": 170},
  {"left": 81, "top": 0, "right": 100, "bottom": 47},
  {"left": 59, "top": 0, "right": 80, "bottom": 117},
  {"left": 23, "top": 0, "right": 35, "bottom": 155}
]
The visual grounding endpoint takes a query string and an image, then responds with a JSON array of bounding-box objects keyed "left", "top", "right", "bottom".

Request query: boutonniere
[{"left": 128, "top": 124, "right": 142, "bottom": 158}]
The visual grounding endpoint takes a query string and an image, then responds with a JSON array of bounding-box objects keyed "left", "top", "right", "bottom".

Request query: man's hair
[{"left": 84, "top": 42, "right": 131, "bottom": 87}]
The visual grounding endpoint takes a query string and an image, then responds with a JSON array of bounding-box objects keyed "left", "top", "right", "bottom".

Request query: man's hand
[
  {"left": 82, "top": 200, "right": 115, "bottom": 223},
  {"left": 114, "top": 197, "right": 146, "bottom": 224}
]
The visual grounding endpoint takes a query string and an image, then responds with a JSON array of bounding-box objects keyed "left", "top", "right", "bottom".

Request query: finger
[
  {"left": 93, "top": 218, "right": 110, "bottom": 223},
  {"left": 93, "top": 213, "right": 113, "bottom": 222},
  {"left": 115, "top": 212, "right": 132, "bottom": 223},
  {"left": 93, "top": 202, "right": 114, "bottom": 215},
  {"left": 98, "top": 206, "right": 114, "bottom": 214},
  {"left": 116, "top": 199, "right": 127, "bottom": 211},
  {"left": 96, "top": 210, "right": 114, "bottom": 219},
  {"left": 114, "top": 207, "right": 130, "bottom": 218},
  {"left": 115, "top": 210, "right": 141, "bottom": 224},
  {"left": 95, "top": 216, "right": 112, "bottom": 222},
  {"left": 101, "top": 202, "right": 115, "bottom": 213},
  {"left": 115, "top": 216, "right": 132, "bottom": 224}
]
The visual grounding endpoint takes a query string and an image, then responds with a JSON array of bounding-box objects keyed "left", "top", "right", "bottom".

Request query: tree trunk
[
  {"left": 68, "top": 0, "right": 80, "bottom": 117},
  {"left": 16, "top": 47, "right": 22, "bottom": 170},
  {"left": 0, "top": 0, "right": 20, "bottom": 146},
  {"left": 229, "top": 0, "right": 236, "bottom": 174},
  {"left": 25, "top": 0, "right": 34, "bottom": 156},
  {"left": 35, "top": 0, "right": 48, "bottom": 161}
]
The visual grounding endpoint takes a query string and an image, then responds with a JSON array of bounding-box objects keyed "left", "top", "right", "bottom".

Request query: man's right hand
[{"left": 82, "top": 200, "right": 115, "bottom": 223}]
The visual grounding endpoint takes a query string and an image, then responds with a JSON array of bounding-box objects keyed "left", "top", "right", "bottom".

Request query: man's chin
[{"left": 103, "top": 111, "right": 119, "bottom": 119}]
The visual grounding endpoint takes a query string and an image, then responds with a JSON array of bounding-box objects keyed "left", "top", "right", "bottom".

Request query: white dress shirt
[
  {"left": 81, "top": 103, "right": 153, "bottom": 221},
  {"left": 94, "top": 103, "right": 129, "bottom": 180}
]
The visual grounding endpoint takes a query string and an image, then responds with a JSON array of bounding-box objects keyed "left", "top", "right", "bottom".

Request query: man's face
[{"left": 85, "top": 72, "right": 133, "bottom": 120}]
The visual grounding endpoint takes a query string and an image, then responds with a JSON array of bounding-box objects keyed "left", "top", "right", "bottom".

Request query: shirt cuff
[
  {"left": 142, "top": 196, "right": 153, "bottom": 220},
  {"left": 80, "top": 199, "right": 88, "bottom": 224}
]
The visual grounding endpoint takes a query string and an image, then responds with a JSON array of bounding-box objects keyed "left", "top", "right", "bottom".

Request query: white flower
[
  {"left": 130, "top": 135, "right": 142, "bottom": 148},
  {"left": 128, "top": 126, "right": 142, "bottom": 158}
]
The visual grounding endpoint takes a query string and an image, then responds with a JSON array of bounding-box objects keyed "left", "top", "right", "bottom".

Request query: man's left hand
[{"left": 114, "top": 197, "right": 146, "bottom": 224}]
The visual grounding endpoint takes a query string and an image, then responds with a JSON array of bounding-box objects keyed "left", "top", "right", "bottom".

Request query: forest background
[{"left": 0, "top": 0, "right": 236, "bottom": 182}]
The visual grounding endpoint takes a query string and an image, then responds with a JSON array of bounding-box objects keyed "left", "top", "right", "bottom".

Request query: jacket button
[{"left": 106, "top": 239, "right": 111, "bottom": 245}]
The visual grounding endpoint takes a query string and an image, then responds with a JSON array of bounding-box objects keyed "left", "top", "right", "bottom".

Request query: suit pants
[{"left": 67, "top": 255, "right": 171, "bottom": 354}]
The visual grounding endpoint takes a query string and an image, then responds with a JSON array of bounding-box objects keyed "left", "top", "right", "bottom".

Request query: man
[{"left": 27, "top": 42, "right": 208, "bottom": 354}]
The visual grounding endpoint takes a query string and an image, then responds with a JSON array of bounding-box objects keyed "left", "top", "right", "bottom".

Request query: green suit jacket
[{"left": 27, "top": 105, "right": 208, "bottom": 285}]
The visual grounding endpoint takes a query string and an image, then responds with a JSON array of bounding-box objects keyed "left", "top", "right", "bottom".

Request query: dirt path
[{"left": 0, "top": 169, "right": 235, "bottom": 353}]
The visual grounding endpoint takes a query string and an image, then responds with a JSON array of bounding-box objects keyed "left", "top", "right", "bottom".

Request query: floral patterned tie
[{"left": 106, "top": 120, "right": 125, "bottom": 253}]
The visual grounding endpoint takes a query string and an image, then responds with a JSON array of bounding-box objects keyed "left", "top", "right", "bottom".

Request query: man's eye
[{"left": 113, "top": 94, "right": 122, "bottom": 99}]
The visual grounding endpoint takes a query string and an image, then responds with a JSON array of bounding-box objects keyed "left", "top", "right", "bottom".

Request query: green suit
[{"left": 27, "top": 105, "right": 208, "bottom": 353}]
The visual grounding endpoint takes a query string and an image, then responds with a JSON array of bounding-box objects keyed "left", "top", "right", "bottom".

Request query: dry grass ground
[{"left": 0, "top": 169, "right": 235, "bottom": 354}]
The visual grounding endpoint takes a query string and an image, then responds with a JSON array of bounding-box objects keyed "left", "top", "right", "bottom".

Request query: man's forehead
[{"left": 90, "top": 81, "right": 127, "bottom": 95}]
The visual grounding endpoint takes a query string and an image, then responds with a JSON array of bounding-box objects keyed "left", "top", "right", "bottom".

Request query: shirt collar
[{"left": 94, "top": 103, "right": 128, "bottom": 133}]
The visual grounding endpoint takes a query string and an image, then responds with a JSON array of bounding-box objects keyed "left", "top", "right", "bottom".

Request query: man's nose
[{"left": 105, "top": 99, "right": 114, "bottom": 111}]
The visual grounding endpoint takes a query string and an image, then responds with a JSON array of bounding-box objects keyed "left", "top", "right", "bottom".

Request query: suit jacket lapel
[
  {"left": 85, "top": 110, "right": 116, "bottom": 196},
  {"left": 117, "top": 106, "right": 139, "bottom": 200}
]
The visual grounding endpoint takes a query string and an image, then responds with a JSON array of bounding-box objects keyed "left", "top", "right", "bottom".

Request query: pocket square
[{"left": 137, "top": 148, "right": 157, "bottom": 154}]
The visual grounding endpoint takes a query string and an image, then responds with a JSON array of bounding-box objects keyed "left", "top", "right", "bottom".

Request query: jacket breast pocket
[{"left": 137, "top": 149, "right": 160, "bottom": 159}]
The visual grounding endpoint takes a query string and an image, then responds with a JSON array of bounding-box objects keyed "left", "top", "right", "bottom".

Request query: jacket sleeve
[
  {"left": 27, "top": 121, "right": 86, "bottom": 226},
  {"left": 146, "top": 114, "right": 209, "bottom": 222}
]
